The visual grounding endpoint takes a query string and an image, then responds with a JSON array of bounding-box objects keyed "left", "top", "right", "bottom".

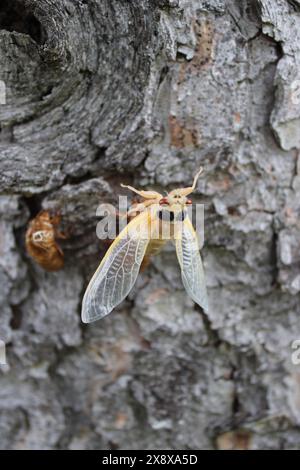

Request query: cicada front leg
[{"left": 121, "top": 183, "right": 162, "bottom": 217}]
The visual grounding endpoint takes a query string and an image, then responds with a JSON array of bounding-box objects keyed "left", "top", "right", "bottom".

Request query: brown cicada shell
[{"left": 25, "top": 210, "right": 67, "bottom": 272}]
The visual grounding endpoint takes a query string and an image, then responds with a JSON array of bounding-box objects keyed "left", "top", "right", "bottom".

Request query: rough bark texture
[{"left": 1, "top": 0, "right": 300, "bottom": 450}]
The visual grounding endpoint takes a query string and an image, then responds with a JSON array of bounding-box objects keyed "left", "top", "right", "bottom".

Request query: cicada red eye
[
  {"left": 186, "top": 199, "right": 193, "bottom": 205},
  {"left": 159, "top": 197, "right": 169, "bottom": 206}
]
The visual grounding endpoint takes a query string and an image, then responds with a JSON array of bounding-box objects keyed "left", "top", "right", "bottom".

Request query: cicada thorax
[
  {"left": 140, "top": 206, "right": 188, "bottom": 271},
  {"left": 25, "top": 210, "right": 65, "bottom": 272}
]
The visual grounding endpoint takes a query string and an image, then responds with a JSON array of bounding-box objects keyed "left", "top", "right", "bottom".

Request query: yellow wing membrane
[
  {"left": 82, "top": 211, "right": 152, "bottom": 323},
  {"left": 175, "top": 217, "right": 208, "bottom": 313}
]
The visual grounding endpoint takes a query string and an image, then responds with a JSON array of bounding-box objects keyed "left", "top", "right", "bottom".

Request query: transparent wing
[
  {"left": 175, "top": 217, "right": 209, "bottom": 313},
  {"left": 82, "top": 211, "right": 152, "bottom": 323}
]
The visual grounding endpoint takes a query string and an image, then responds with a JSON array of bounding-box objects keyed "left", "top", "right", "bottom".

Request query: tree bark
[{"left": 1, "top": 0, "right": 300, "bottom": 450}]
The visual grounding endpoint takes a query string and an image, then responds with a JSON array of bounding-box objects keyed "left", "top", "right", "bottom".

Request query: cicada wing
[
  {"left": 175, "top": 217, "right": 209, "bottom": 313},
  {"left": 82, "top": 211, "right": 152, "bottom": 323}
]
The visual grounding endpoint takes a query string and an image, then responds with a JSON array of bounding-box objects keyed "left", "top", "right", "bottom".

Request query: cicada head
[
  {"left": 159, "top": 191, "right": 192, "bottom": 213},
  {"left": 159, "top": 166, "right": 203, "bottom": 213}
]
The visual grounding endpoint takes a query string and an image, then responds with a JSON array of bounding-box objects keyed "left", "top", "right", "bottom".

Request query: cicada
[
  {"left": 82, "top": 168, "right": 208, "bottom": 323},
  {"left": 25, "top": 210, "right": 66, "bottom": 272}
]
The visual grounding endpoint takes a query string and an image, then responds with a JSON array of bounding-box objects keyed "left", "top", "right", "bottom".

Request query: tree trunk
[{"left": 1, "top": 0, "right": 300, "bottom": 450}]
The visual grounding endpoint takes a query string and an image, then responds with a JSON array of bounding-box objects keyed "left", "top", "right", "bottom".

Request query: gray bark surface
[{"left": 0, "top": 0, "right": 300, "bottom": 450}]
